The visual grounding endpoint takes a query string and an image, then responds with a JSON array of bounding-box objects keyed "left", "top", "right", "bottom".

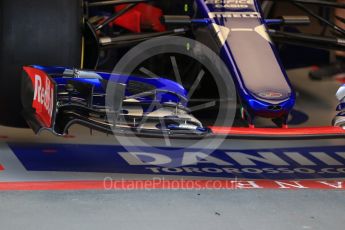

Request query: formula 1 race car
[{"left": 5, "top": 0, "right": 345, "bottom": 138}]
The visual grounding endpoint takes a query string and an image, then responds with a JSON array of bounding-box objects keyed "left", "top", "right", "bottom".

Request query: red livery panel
[{"left": 23, "top": 66, "right": 55, "bottom": 128}]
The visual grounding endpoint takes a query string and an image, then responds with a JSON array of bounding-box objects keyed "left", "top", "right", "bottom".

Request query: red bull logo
[{"left": 23, "top": 67, "right": 55, "bottom": 127}]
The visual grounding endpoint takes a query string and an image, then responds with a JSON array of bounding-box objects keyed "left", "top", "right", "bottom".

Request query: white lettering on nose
[{"left": 34, "top": 75, "right": 42, "bottom": 102}]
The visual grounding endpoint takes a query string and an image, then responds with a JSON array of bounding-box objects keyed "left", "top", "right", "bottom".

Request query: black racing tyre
[{"left": 0, "top": 0, "right": 83, "bottom": 127}]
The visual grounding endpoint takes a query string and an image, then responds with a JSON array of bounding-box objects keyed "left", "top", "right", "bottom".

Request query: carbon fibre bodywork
[
  {"left": 196, "top": 0, "right": 295, "bottom": 125},
  {"left": 22, "top": 65, "right": 208, "bottom": 136},
  {"left": 21, "top": 0, "right": 345, "bottom": 138}
]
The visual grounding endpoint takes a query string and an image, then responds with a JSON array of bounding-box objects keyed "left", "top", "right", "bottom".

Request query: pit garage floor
[{"left": 0, "top": 68, "right": 344, "bottom": 230}]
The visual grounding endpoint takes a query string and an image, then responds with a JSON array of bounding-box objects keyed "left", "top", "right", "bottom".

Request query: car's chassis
[{"left": 20, "top": 0, "right": 345, "bottom": 139}]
